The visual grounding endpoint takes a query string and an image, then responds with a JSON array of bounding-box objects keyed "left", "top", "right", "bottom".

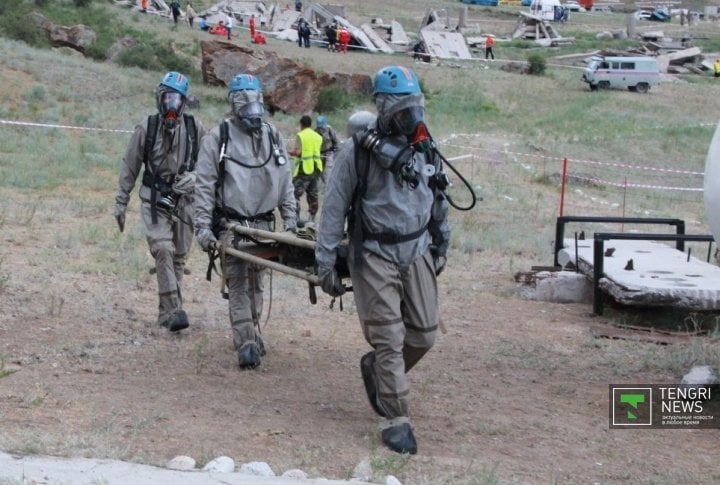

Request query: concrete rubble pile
[
  {"left": 192, "top": 1, "right": 482, "bottom": 60},
  {"left": 511, "top": 11, "right": 574, "bottom": 46}
]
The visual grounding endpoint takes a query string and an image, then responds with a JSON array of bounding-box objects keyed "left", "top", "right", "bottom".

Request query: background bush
[{"left": 527, "top": 53, "right": 546, "bottom": 75}]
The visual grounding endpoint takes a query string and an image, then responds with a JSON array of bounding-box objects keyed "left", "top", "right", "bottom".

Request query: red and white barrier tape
[
  {"left": 442, "top": 143, "right": 704, "bottom": 176},
  {"left": 570, "top": 174, "right": 703, "bottom": 192},
  {"left": 0, "top": 118, "right": 134, "bottom": 134},
  {"left": 0, "top": 119, "right": 707, "bottom": 189}
]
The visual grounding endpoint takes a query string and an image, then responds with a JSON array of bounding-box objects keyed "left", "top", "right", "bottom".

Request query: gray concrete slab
[{"left": 559, "top": 239, "right": 720, "bottom": 309}]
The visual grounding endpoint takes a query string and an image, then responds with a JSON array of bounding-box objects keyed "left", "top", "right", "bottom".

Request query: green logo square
[{"left": 612, "top": 387, "right": 652, "bottom": 426}]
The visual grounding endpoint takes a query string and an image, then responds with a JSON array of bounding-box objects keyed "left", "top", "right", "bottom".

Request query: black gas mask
[
  {"left": 158, "top": 90, "right": 185, "bottom": 130},
  {"left": 390, "top": 106, "right": 432, "bottom": 153},
  {"left": 230, "top": 91, "right": 264, "bottom": 133}
]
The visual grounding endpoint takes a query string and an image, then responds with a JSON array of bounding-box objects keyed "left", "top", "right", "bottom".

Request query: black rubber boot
[
  {"left": 237, "top": 342, "right": 261, "bottom": 369},
  {"left": 163, "top": 310, "right": 189, "bottom": 332},
  {"left": 360, "top": 351, "right": 386, "bottom": 417},
  {"left": 381, "top": 423, "right": 417, "bottom": 455}
]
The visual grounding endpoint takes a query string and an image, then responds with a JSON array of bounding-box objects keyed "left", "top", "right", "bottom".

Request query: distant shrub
[
  {"left": 117, "top": 44, "right": 159, "bottom": 69},
  {"left": 117, "top": 40, "right": 192, "bottom": 74},
  {"left": 0, "top": 13, "right": 49, "bottom": 48},
  {"left": 315, "top": 85, "right": 354, "bottom": 113},
  {"left": 527, "top": 53, "right": 546, "bottom": 76},
  {"left": 73, "top": 0, "right": 93, "bottom": 6}
]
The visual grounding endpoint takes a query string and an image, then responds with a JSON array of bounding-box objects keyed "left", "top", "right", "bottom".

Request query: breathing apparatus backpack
[{"left": 347, "top": 129, "right": 449, "bottom": 270}]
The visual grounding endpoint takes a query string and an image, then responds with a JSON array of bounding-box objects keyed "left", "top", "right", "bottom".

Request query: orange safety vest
[{"left": 293, "top": 128, "right": 323, "bottom": 176}]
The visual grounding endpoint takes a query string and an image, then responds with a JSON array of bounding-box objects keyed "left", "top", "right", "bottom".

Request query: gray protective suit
[
  {"left": 317, "top": 124, "right": 339, "bottom": 176},
  {"left": 194, "top": 118, "right": 296, "bottom": 350},
  {"left": 315, "top": 94, "right": 450, "bottom": 422},
  {"left": 115, "top": 115, "right": 205, "bottom": 326}
]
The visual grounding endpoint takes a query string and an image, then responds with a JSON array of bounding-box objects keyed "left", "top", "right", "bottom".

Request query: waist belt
[
  {"left": 142, "top": 170, "right": 177, "bottom": 224},
  {"left": 142, "top": 170, "right": 175, "bottom": 191},
  {"left": 222, "top": 207, "right": 275, "bottom": 223},
  {"left": 363, "top": 222, "right": 429, "bottom": 245}
]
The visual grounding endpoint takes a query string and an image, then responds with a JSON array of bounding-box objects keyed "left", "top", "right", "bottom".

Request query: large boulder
[
  {"left": 31, "top": 12, "right": 96, "bottom": 53},
  {"left": 201, "top": 41, "right": 372, "bottom": 114}
]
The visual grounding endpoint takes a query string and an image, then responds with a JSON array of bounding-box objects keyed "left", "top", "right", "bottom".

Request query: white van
[
  {"left": 529, "top": 0, "right": 562, "bottom": 20},
  {"left": 582, "top": 56, "right": 660, "bottom": 93}
]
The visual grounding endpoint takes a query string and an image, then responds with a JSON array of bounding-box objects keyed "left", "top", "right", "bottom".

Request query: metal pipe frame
[{"left": 554, "top": 216, "right": 686, "bottom": 267}]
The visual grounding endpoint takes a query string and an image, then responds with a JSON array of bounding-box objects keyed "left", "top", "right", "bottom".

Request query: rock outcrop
[
  {"left": 201, "top": 40, "right": 372, "bottom": 114},
  {"left": 30, "top": 12, "right": 96, "bottom": 53}
]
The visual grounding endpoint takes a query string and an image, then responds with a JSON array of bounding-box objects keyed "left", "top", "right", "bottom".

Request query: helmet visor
[
  {"left": 160, "top": 91, "right": 184, "bottom": 116},
  {"left": 391, "top": 106, "right": 425, "bottom": 136}
]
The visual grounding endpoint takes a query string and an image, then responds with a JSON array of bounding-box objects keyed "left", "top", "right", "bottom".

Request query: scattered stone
[
  {"left": 166, "top": 455, "right": 196, "bottom": 470},
  {"left": 202, "top": 455, "right": 235, "bottom": 473},
  {"left": 240, "top": 461, "right": 275, "bottom": 477},
  {"left": 681, "top": 365, "right": 719, "bottom": 385},
  {"left": 281, "top": 468, "right": 308, "bottom": 479},
  {"left": 106, "top": 36, "right": 140, "bottom": 63},
  {"left": 595, "top": 31, "right": 613, "bottom": 41},
  {"left": 385, "top": 475, "right": 403, "bottom": 485},
  {"left": 352, "top": 457, "right": 372, "bottom": 481}
]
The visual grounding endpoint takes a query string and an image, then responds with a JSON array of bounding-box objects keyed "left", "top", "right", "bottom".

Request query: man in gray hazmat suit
[
  {"left": 315, "top": 65, "right": 451, "bottom": 454},
  {"left": 114, "top": 71, "right": 205, "bottom": 332},
  {"left": 315, "top": 115, "right": 339, "bottom": 180},
  {"left": 194, "top": 73, "right": 296, "bottom": 369}
]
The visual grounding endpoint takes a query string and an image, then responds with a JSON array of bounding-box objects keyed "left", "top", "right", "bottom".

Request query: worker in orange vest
[
  {"left": 338, "top": 27, "right": 350, "bottom": 53},
  {"left": 485, "top": 34, "right": 495, "bottom": 60}
]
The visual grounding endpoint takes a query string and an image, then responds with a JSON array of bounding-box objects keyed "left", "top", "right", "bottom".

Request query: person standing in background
[
  {"left": 226, "top": 12, "right": 233, "bottom": 40},
  {"left": 170, "top": 0, "right": 181, "bottom": 24},
  {"left": 485, "top": 34, "right": 495, "bottom": 60},
  {"left": 315, "top": 115, "right": 339, "bottom": 180},
  {"left": 289, "top": 115, "right": 323, "bottom": 223},
  {"left": 186, "top": 3, "right": 196, "bottom": 28}
]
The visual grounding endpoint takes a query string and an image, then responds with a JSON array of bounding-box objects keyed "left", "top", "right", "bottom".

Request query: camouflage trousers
[
  {"left": 293, "top": 173, "right": 319, "bottom": 219},
  {"left": 140, "top": 197, "right": 194, "bottom": 325},
  {"left": 350, "top": 248, "right": 439, "bottom": 419}
]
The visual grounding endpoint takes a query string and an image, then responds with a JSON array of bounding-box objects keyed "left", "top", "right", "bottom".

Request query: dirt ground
[
  {"left": 1, "top": 6, "right": 719, "bottom": 481},
  {"left": 1, "top": 191, "right": 718, "bottom": 484}
]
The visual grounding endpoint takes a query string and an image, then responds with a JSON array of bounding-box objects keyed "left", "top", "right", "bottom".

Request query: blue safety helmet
[
  {"left": 159, "top": 71, "right": 189, "bottom": 98},
  {"left": 228, "top": 73, "right": 262, "bottom": 95},
  {"left": 372, "top": 65, "right": 421, "bottom": 96},
  {"left": 317, "top": 115, "right": 327, "bottom": 128}
]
